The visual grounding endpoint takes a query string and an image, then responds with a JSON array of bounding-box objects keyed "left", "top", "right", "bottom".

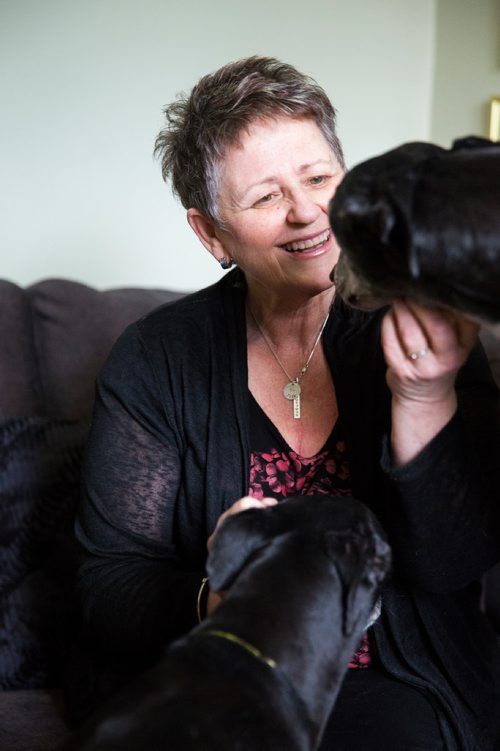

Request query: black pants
[{"left": 319, "top": 668, "right": 446, "bottom": 750}]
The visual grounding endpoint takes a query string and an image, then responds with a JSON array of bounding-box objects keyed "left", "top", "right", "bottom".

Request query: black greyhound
[
  {"left": 330, "top": 136, "right": 500, "bottom": 333},
  {"left": 64, "top": 495, "right": 390, "bottom": 751}
]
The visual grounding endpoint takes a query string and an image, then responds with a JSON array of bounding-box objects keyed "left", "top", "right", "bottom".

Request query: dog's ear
[
  {"left": 367, "top": 198, "right": 397, "bottom": 246},
  {"left": 206, "top": 508, "right": 274, "bottom": 592},
  {"left": 334, "top": 196, "right": 396, "bottom": 247},
  {"left": 452, "top": 135, "right": 498, "bottom": 152},
  {"left": 360, "top": 197, "right": 421, "bottom": 280},
  {"left": 323, "top": 527, "right": 390, "bottom": 636}
]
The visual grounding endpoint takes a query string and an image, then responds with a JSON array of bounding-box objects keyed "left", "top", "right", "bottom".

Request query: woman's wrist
[{"left": 390, "top": 392, "right": 457, "bottom": 467}]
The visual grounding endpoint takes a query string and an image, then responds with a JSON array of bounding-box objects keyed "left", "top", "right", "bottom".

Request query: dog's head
[
  {"left": 207, "top": 495, "right": 391, "bottom": 636},
  {"left": 329, "top": 137, "right": 500, "bottom": 326}
]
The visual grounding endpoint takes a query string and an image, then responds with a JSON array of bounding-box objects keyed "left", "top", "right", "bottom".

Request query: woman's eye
[
  {"left": 253, "top": 193, "right": 277, "bottom": 207},
  {"left": 309, "top": 175, "right": 327, "bottom": 186}
]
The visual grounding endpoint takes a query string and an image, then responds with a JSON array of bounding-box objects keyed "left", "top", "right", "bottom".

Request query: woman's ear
[{"left": 187, "top": 208, "right": 227, "bottom": 261}]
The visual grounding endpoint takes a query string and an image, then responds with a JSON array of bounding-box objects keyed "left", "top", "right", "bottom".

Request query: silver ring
[{"left": 408, "top": 348, "right": 429, "bottom": 361}]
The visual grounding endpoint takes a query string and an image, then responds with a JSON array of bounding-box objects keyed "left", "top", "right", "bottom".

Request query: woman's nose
[{"left": 286, "top": 190, "right": 321, "bottom": 224}]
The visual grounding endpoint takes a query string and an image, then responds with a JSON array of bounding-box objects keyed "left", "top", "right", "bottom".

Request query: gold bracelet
[{"left": 196, "top": 576, "right": 209, "bottom": 623}]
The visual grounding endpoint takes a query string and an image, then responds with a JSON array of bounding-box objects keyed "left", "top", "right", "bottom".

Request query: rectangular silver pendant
[{"left": 293, "top": 394, "right": 301, "bottom": 419}]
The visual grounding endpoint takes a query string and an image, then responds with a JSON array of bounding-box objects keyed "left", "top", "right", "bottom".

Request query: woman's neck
[{"left": 245, "top": 285, "right": 335, "bottom": 348}]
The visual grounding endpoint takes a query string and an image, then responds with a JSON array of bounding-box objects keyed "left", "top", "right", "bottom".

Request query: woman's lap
[{"left": 319, "top": 668, "right": 446, "bottom": 751}]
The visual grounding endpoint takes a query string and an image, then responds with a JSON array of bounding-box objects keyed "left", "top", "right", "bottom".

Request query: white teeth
[{"left": 282, "top": 229, "right": 330, "bottom": 252}]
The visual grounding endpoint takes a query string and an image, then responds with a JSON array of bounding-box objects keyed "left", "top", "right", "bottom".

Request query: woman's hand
[
  {"left": 205, "top": 495, "right": 278, "bottom": 617},
  {"left": 381, "top": 300, "right": 479, "bottom": 466}
]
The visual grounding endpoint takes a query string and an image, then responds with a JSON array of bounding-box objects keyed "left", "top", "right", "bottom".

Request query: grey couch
[
  {"left": 0, "top": 279, "right": 183, "bottom": 750},
  {"left": 0, "top": 278, "right": 498, "bottom": 751}
]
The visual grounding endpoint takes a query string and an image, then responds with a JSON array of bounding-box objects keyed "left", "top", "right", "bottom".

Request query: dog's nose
[
  {"left": 348, "top": 294, "right": 359, "bottom": 306},
  {"left": 330, "top": 264, "right": 337, "bottom": 283}
]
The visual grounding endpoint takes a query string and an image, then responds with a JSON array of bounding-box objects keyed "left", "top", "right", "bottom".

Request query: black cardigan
[{"left": 76, "top": 269, "right": 500, "bottom": 749}]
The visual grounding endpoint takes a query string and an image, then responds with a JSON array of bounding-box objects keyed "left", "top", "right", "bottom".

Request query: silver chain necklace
[{"left": 249, "top": 307, "right": 331, "bottom": 420}]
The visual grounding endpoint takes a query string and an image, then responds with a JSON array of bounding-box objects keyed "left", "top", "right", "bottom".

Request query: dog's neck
[{"left": 198, "top": 555, "right": 370, "bottom": 743}]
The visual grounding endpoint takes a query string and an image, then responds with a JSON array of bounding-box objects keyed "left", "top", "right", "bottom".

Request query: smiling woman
[
  {"left": 188, "top": 117, "right": 344, "bottom": 306},
  {"left": 72, "top": 56, "right": 500, "bottom": 750},
  {"left": 183, "top": 113, "right": 342, "bottom": 459}
]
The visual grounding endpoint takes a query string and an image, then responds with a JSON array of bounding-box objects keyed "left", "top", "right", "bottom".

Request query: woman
[{"left": 75, "top": 57, "right": 500, "bottom": 749}]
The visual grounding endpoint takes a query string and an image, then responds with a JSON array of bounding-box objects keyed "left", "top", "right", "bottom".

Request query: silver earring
[{"left": 219, "top": 257, "right": 233, "bottom": 270}]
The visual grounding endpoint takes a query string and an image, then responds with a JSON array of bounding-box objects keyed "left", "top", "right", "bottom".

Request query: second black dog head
[{"left": 207, "top": 495, "right": 391, "bottom": 607}]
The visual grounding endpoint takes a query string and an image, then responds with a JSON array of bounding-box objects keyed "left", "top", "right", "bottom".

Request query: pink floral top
[{"left": 248, "top": 393, "right": 374, "bottom": 669}]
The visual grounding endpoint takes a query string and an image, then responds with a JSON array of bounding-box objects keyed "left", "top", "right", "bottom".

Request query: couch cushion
[
  {"left": 0, "top": 281, "right": 40, "bottom": 418},
  {"left": 27, "top": 280, "right": 182, "bottom": 420},
  {"left": 0, "top": 416, "right": 88, "bottom": 689}
]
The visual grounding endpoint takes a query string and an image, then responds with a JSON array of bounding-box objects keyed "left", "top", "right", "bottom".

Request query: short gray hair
[{"left": 154, "top": 56, "right": 345, "bottom": 224}]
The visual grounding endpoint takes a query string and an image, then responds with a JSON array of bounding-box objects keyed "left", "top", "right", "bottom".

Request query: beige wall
[
  {"left": 8, "top": 1, "right": 500, "bottom": 293},
  {"left": 0, "top": 0, "right": 435, "bottom": 291},
  {"left": 431, "top": 0, "right": 500, "bottom": 146}
]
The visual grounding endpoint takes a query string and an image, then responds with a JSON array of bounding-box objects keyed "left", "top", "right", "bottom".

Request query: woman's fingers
[
  {"left": 405, "top": 301, "right": 478, "bottom": 359},
  {"left": 393, "top": 300, "right": 430, "bottom": 358},
  {"left": 382, "top": 300, "right": 480, "bottom": 465},
  {"left": 382, "top": 301, "right": 429, "bottom": 367},
  {"left": 381, "top": 300, "right": 479, "bottom": 404},
  {"left": 446, "top": 309, "right": 480, "bottom": 352},
  {"left": 206, "top": 589, "right": 225, "bottom": 617}
]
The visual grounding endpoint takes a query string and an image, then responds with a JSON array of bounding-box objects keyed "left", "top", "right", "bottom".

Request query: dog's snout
[{"left": 330, "top": 264, "right": 337, "bottom": 283}]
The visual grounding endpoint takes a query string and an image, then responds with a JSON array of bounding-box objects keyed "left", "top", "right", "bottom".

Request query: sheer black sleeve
[
  {"left": 380, "top": 341, "right": 500, "bottom": 592},
  {"left": 75, "top": 322, "right": 204, "bottom": 660}
]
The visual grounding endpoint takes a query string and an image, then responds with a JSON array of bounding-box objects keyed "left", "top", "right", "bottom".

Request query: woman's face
[{"left": 212, "top": 116, "right": 344, "bottom": 301}]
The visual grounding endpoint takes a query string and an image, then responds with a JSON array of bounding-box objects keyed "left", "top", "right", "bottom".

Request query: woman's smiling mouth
[{"left": 280, "top": 229, "right": 331, "bottom": 253}]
